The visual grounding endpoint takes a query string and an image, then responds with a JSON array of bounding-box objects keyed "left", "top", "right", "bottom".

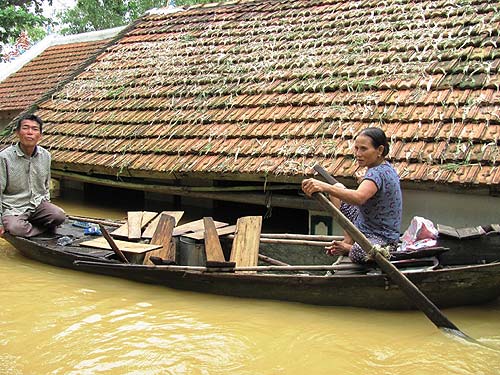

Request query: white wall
[
  {"left": 402, "top": 189, "right": 499, "bottom": 229},
  {"left": 311, "top": 189, "right": 499, "bottom": 236}
]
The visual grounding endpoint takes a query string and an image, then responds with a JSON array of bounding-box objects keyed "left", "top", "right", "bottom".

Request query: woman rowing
[{"left": 301, "top": 127, "right": 402, "bottom": 264}]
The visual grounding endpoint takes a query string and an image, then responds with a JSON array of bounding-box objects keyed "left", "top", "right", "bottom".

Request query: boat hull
[{"left": 5, "top": 233, "right": 500, "bottom": 310}]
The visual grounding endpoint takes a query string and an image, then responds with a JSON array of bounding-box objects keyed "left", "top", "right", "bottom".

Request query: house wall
[
  {"left": 402, "top": 189, "right": 499, "bottom": 229},
  {"left": 58, "top": 179, "right": 498, "bottom": 235},
  {"left": 310, "top": 189, "right": 500, "bottom": 236}
]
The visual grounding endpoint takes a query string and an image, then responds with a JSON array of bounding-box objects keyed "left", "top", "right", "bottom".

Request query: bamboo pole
[
  {"left": 98, "top": 225, "right": 129, "bottom": 263},
  {"left": 68, "top": 215, "right": 124, "bottom": 227},
  {"left": 260, "top": 233, "right": 343, "bottom": 241},
  {"left": 152, "top": 263, "right": 366, "bottom": 272},
  {"left": 227, "top": 235, "right": 334, "bottom": 247},
  {"left": 258, "top": 254, "right": 290, "bottom": 266},
  {"left": 74, "top": 261, "right": 366, "bottom": 273}
]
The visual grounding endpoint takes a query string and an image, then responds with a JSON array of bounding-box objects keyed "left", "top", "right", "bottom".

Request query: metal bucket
[{"left": 178, "top": 236, "right": 206, "bottom": 266}]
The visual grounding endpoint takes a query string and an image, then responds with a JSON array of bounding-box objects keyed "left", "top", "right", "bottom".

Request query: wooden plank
[
  {"left": 142, "top": 211, "right": 184, "bottom": 239},
  {"left": 229, "top": 216, "right": 262, "bottom": 273},
  {"left": 173, "top": 219, "right": 228, "bottom": 236},
  {"left": 80, "top": 237, "right": 161, "bottom": 254},
  {"left": 110, "top": 222, "right": 129, "bottom": 239},
  {"left": 128, "top": 211, "right": 143, "bottom": 240},
  {"left": 141, "top": 211, "right": 159, "bottom": 228},
  {"left": 203, "top": 217, "right": 226, "bottom": 263},
  {"left": 143, "top": 213, "right": 176, "bottom": 265},
  {"left": 182, "top": 224, "right": 236, "bottom": 240}
]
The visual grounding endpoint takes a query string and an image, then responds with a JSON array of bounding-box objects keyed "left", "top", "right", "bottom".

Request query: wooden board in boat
[{"left": 80, "top": 237, "right": 162, "bottom": 254}]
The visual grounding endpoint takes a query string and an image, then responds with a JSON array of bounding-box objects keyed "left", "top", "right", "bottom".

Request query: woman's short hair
[{"left": 357, "top": 127, "right": 389, "bottom": 156}]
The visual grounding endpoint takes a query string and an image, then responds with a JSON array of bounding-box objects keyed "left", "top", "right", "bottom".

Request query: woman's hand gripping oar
[{"left": 311, "top": 164, "right": 471, "bottom": 340}]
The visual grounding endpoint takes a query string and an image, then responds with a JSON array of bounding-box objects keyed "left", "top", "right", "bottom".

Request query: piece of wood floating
[
  {"left": 127, "top": 211, "right": 143, "bottom": 240},
  {"left": 182, "top": 225, "right": 236, "bottom": 240},
  {"left": 142, "top": 211, "right": 184, "bottom": 239},
  {"left": 143, "top": 213, "right": 176, "bottom": 265},
  {"left": 68, "top": 215, "right": 123, "bottom": 228},
  {"left": 80, "top": 237, "right": 162, "bottom": 254},
  {"left": 260, "top": 233, "right": 343, "bottom": 241},
  {"left": 172, "top": 219, "right": 228, "bottom": 236},
  {"left": 230, "top": 216, "right": 262, "bottom": 273},
  {"left": 98, "top": 224, "right": 129, "bottom": 263}
]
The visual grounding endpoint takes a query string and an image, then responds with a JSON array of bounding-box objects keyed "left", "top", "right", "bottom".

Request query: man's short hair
[{"left": 16, "top": 114, "right": 43, "bottom": 133}]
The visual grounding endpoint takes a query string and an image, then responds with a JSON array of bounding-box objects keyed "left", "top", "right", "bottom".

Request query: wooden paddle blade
[
  {"left": 203, "top": 217, "right": 226, "bottom": 263},
  {"left": 372, "top": 252, "right": 460, "bottom": 331},
  {"left": 143, "top": 213, "right": 176, "bottom": 265},
  {"left": 230, "top": 216, "right": 262, "bottom": 273}
]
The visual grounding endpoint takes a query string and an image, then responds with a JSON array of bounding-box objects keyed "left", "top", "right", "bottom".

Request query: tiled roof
[
  {"left": 0, "top": 39, "right": 110, "bottom": 112},
  {"left": 3, "top": 0, "right": 500, "bottom": 188}
]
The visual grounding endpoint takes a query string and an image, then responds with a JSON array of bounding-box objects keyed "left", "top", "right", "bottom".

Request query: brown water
[{"left": 1, "top": 198, "right": 499, "bottom": 374}]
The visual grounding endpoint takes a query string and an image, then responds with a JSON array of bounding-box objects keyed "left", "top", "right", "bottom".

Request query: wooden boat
[{"left": 4, "top": 213, "right": 500, "bottom": 310}]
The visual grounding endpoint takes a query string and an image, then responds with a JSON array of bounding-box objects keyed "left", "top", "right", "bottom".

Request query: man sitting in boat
[
  {"left": 0, "top": 114, "right": 66, "bottom": 237},
  {"left": 302, "top": 127, "right": 402, "bottom": 264}
]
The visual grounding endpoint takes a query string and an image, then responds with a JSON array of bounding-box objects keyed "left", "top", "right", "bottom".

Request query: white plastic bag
[{"left": 400, "top": 216, "right": 438, "bottom": 251}]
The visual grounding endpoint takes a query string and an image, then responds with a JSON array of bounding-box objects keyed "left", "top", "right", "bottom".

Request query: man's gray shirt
[{"left": 0, "top": 143, "right": 51, "bottom": 221}]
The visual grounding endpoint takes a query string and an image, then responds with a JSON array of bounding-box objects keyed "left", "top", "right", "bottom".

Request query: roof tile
[{"left": 2, "top": 0, "right": 498, "bottom": 188}]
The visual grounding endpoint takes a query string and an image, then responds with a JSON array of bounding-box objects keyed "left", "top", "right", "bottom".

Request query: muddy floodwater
[{"left": 1, "top": 197, "right": 499, "bottom": 374}]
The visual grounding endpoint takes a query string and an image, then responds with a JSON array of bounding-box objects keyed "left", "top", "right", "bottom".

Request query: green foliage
[
  {"left": 57, "top": 0, "right": 217, "bottom": 35},
  {"left": 0, "top": 1, "right": 51, "bottom": 45},
  {"left": 58, "top": 0, "right": 167, "bottom": 35},
  {"left": 176, "top": 0, "right": 215, "bottom": 4}
]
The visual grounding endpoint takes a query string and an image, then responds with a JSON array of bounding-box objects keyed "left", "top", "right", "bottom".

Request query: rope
[{"left": 365, "top": 244, "right": 391, "bottom": 262}]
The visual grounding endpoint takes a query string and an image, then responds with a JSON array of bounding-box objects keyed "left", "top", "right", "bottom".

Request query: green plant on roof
[
  {"left": 108, "top": 87, "right": 126, "bottom": 98},
  {"left": 440, "top": 161, "right": 472, "bottom": 172},
  {"left": 200, "top": 142, "right": 213, "bottom": 154}
]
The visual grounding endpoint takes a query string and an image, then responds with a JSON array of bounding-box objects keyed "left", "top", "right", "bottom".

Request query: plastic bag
[{"left": 400, "top": 216, "right": 438, "bottom": 251}]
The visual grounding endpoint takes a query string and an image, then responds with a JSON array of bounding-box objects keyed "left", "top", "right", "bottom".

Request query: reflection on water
[{"left": 1, "top": 198, "right": 499, "bottom": 374}]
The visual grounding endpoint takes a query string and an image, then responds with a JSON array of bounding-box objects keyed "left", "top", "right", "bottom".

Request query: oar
[{"left": 311, "top": 164, "right": 470, "bottom": 338}]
